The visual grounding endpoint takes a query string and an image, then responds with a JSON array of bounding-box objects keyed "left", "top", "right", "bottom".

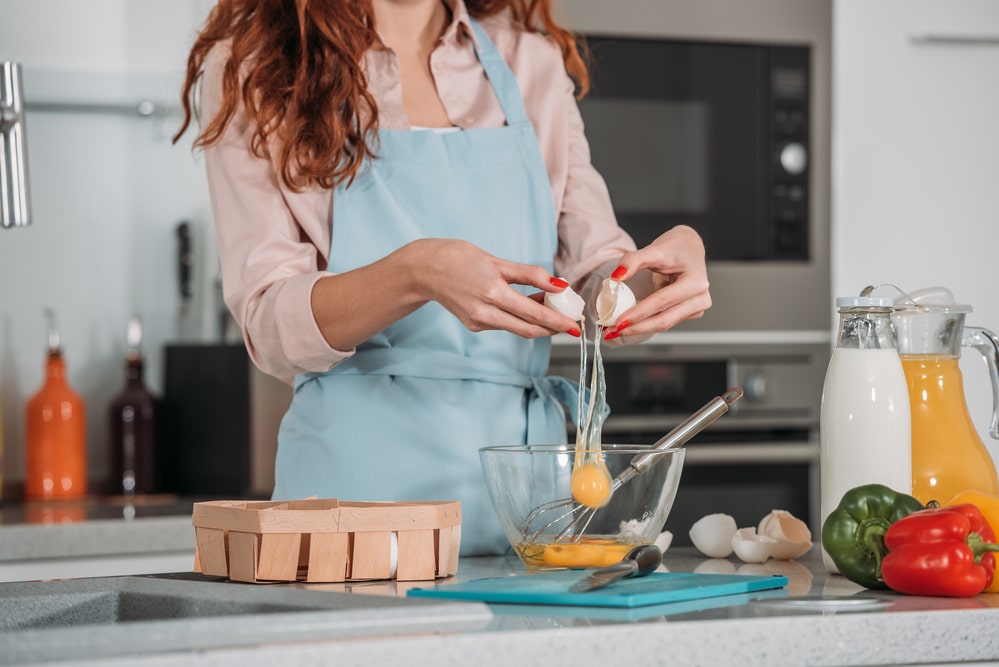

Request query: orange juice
[{"left": 902, "top": 355, "right": 999, "bottom": 504}]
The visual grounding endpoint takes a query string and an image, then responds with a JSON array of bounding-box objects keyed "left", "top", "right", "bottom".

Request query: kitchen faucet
[{"left": 1, "top": 61, "right": 31, "bottom": 228}]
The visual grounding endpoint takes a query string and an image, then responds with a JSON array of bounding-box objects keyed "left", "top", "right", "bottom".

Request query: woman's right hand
[
  {"left": 410, "top": 238, "right": 580, "bottom": 339},
  {"left": 311, "top": 238, "right": 579, "bottom": 352}
]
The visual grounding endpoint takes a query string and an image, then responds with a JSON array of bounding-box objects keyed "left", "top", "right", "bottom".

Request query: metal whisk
[{"left": 521, "top": 387, "right": 744, "bottom": 543}]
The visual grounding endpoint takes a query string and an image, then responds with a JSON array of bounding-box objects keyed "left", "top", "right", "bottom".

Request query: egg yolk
[
  {"left": 571, "top": 461, "right": 612, "bottom": 509},
  {"left": 543, "top": 539, "right": 634, "bottom": 568}
]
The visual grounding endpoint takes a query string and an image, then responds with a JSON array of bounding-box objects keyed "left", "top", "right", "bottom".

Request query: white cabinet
[{"left": 832, "top": 0, "right": 999, "bottom": 462}]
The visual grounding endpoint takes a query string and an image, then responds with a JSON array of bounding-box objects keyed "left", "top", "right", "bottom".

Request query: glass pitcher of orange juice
[{"left": 890, "top": 287, "right": 999, "bottom": 504}]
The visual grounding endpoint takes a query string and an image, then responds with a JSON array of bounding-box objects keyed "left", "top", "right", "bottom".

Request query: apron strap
[{"left": 467, "top": 18, "right": 531, "bottom": 127}]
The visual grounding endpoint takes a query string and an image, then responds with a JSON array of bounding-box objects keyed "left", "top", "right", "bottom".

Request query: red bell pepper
[{"left": 882, "top": 503, "right": 999, "bottom": 597}]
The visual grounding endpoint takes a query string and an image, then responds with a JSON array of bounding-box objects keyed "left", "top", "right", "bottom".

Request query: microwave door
[{"left": 579, "top": 37, "right": 809, "bottom": 262}]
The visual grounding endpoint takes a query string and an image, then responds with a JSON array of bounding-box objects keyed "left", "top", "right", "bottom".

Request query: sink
[{"left": 0, "top": 572, "right": 493, "bottom": 665}]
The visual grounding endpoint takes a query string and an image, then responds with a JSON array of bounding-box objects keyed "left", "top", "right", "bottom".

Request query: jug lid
[
  {"left": 893, "top": 302, "right": 972, "bottom": 314},
  {"left": 892, "top": 286, "right": 972, "bottom": 314},
  {"left": 895, "top": 285, "right": 971, "bottom": 314},
  {"left": 836, "top": 296, "right": 894, "bottom": 308},
  {"left": 861, "top": 285, "right": 974, "bottom": 314}
]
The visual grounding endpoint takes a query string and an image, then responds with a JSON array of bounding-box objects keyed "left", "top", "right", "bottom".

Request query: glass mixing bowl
[{"left": 479, "top": 444, "right": 684, "bottom": 569}]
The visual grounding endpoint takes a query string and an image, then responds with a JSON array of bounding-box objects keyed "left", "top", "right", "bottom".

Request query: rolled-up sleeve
[{"left": 201, "top": 48, "right": 352, "bottom": 385}]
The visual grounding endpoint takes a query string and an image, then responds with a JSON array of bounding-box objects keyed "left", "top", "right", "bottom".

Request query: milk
[{"left": 819, "top": 346, "right": 912, "bottom": 572}]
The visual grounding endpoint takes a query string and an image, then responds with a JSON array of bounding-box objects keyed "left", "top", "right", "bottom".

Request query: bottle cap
[{"left": 836, "top": 296, "right": 894, "bottom": 308}]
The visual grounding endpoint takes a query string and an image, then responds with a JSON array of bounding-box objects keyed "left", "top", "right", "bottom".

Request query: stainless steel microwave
[
  {"left": 563, "top": 0, "right": 832, "bottom": 334},
  {"left": 579, "top": 37, "right": 811, "bottom": 262}
]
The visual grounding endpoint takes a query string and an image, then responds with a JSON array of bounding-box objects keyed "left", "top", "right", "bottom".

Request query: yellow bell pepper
[{"left": 948, "top": 490, "right": 999, "bottom": 593}]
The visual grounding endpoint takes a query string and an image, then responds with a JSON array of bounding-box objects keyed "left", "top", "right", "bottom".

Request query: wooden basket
[{"left": 192, "top": 498, "right": 461, "bottom": 584}]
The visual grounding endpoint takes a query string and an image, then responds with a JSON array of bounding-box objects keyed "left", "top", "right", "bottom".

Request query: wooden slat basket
[{"left": 192, "top": 498, "right": 461, "bottom": 584}]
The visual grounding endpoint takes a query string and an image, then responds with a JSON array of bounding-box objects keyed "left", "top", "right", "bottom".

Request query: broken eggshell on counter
[
  {"left": 543, "top": 280, "right": 586, "bottom": 321},
  {"left": 596, "top": 278, "right": 637, "bottom": 327},
  {"left": 689, "top": 509, "right": 812, "bottom": 563},
  {"left": 757, "top": 509, "right": 813, "bottom": 560},
  {"left": 688, "top": 513, "right": 738, "bottom": 558},
  {"left": 654, "top": 530, "right": 674, "bottom": 553},
  {"left": 731, "top": 527, "right": 778, "bottom": 564}
]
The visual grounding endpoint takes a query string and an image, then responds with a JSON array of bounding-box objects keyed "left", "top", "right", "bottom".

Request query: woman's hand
[
  {"left": 414, "top": 238, "right": 581, "bottom": 339},
  {"left": 603, "top": 225, "right": 711, "bottom": 340}
]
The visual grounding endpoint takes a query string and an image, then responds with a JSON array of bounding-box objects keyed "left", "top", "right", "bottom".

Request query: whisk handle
[{"left": 625, "top": 387, "right": 743, "bottom": 477}]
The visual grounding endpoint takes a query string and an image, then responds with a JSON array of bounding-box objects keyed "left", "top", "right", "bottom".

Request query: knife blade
[{"left": 569, "top": 544, "right": 662, "bottom": 593}]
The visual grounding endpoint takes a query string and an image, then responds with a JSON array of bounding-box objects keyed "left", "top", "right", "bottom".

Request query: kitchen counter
[
  {"left": 0, "top": 496, "right": 198, "bottom": 582},
  {"left": 2, "top": 546, "right": 999, "bottom": 666}
]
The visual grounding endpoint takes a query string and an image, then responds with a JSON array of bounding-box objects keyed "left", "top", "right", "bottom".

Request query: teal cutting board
[{"left": 407, "top": 571, "right": 787, "bottom": 608}]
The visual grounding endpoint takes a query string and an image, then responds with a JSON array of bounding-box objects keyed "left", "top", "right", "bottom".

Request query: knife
[{"left": 569, "top": 544, "right": 663, "bottom": 593}]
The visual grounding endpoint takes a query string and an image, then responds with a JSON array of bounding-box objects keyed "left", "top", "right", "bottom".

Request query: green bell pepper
[{"left": 821, "top": 483, "right": 924, "bottom": 589}]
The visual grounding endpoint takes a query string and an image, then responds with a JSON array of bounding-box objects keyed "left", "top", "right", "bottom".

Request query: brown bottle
[
  {"left": 25, "top": 309, "right": 88, "bottom": 500},
  {"left": 109, "top": 315, "right": 159, "bottom": 496}
]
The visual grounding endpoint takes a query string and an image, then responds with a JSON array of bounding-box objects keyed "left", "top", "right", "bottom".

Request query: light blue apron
[{"left": 274, "top": 19, "right": 579, "bottom": 555}]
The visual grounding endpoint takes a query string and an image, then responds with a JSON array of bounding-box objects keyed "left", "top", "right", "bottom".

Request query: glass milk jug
[
  {"left": 891, "top": 288, "right": 999, "bottom": 505},
  {"left": 820, "top": 296, "right": 912, "bottom": 572}
]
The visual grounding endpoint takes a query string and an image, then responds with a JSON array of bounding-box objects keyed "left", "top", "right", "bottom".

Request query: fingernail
[
  {"left": 615, "top": 320, "right": 631, "bottom": 332},
  {"left": 611, "top": 266, "right": 627, "bottom": 280},
  {"left": 550, "top": 277, "right": 570, "bottom": 289},
  {"left": 604, "top": 331, "right": 621, "bottom": 341},
  {"left": 567, "top": 327, "right": 581, "bottom": 338}
]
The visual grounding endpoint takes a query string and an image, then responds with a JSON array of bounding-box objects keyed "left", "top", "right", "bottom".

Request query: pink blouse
[{"left": 201, "top": 0, "right": 637, "bottom": 385}]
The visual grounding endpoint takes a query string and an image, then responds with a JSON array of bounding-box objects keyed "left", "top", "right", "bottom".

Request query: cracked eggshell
[
  {"left": 731, "top": 527, "right": 777, "bottom": 564},
  {"left": 596, "top": 278, "right": 636, "bottom": 326},
  {"left": 689, "top": 513, "right": 737, "bottom": 558},
  {"left": 757, "top": 509, "right": 813, "bottom": 560},
  {"left": 544, "top": 282, "right": 585, "bottom": 321},
  {"left": 654, "top": 530, "right": 674, "bottom": 553}
]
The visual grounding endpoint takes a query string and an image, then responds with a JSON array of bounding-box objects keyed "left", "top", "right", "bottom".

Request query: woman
[{"left": 175, "top": 0, "right": 710, "bottom": 555}]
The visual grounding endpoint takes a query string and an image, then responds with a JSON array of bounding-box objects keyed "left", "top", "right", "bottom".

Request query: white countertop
[{"left": 2, "top": 545, "right": 998, "bottom": 666}]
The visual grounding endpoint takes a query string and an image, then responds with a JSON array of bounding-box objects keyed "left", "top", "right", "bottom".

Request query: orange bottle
[{"left": 25, "top": 310, "right": 87, "bottom": 500}]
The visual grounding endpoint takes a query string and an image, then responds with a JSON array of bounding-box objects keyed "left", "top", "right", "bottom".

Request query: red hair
[{"left": 174, "top": 0, "right": 589, "bottom": 192}]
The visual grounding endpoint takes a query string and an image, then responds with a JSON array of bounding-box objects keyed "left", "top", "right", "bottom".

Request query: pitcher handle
[{"left": 962, "top": 326, "right": 999, "bottom": 439}]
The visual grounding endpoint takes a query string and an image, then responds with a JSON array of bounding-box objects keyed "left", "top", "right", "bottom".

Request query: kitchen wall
[
  {"left": 832, "top": 0, "right": 999, "bottom": 463},
  {"left": 0, "top": 0, "right": 219, "bottom": 493}
]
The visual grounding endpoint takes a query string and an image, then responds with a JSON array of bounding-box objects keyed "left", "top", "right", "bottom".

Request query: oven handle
[{"left": 683, "top": 442, "right": 819, "bottom": 465}]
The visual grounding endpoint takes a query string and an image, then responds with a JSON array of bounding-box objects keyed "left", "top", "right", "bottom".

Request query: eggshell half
[
  {"left": 689, "top": 513, "right": 737, "bottom": 558},
  {"left": 731, "top": 527, "right": 777, "bottom": 564},
  {"left": 596, "top": 278, "right": 637, "bottom": 326},
  {"left": 757, "top": 509, "right": 813, "bottom": 560},
  {"left": 654, "top": 530, "right": 674, "bottom": 553},
  {"left": 544, "top": 282, "right": 585, "bottom": 321}
]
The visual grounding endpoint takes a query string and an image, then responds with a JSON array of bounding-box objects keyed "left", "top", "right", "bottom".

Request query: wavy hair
[{"left": 173, "top": 0, "right": 589, "bottom": 192}]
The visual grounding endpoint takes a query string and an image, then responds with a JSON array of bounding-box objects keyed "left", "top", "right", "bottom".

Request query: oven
[{"left": 549, "top": 333, "right": 828, "bottom": 545}]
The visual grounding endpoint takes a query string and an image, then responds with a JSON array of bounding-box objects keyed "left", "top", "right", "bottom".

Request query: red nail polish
[
  {"left": 567, "top": 327, "right": 581, "bottom": 338},
  {"left": 615, "top": 320, "right": 631, "bottom": 332},
  {"left": 550, "top": 277, "right": 570, "bottom": 289},
  {"left": 611, "top": 266, "right": 627, "bottom": 280},
  {"left": 604, "top": 331, "right": 621, "bottom": 341}
]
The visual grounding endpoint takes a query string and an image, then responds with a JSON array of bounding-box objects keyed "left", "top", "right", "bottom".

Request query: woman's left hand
[{"left": 604, "top": 225, "right": 711, "bottom": 340}]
